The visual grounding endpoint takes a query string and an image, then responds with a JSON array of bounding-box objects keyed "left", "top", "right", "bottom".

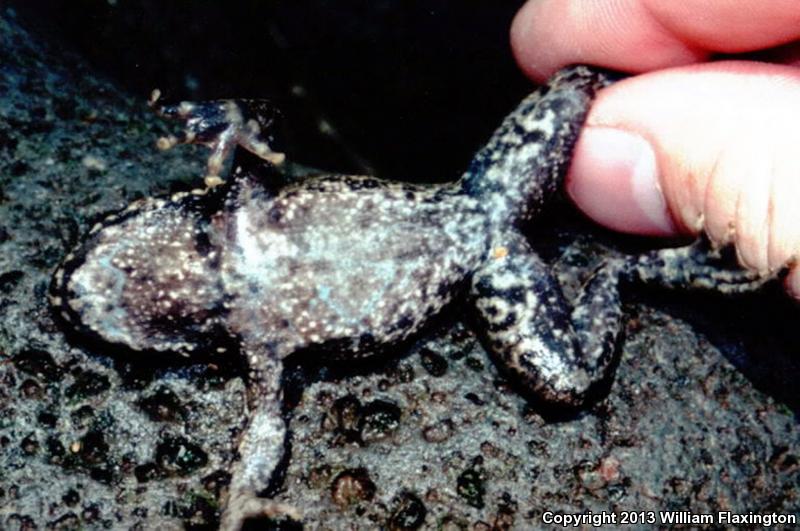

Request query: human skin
[{"left": 510, "top": 0, "right": 800, "bottom": 298}]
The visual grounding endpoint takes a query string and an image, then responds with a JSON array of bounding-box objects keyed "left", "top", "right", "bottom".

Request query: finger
[
  {"left": 566, "top": 61, "right": 800, "bottom": 296},
  {"left": 511, "top": 0, "right": 800, "bottom": 81}
]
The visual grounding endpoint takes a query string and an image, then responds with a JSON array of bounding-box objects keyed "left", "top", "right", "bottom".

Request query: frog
[{"left": 48, "top": 65, "right": 774, "bottom": 530}]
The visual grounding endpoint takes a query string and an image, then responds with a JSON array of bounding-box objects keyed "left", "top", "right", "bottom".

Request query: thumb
[{"left": 567, "top": 61, "right": 800, "bottom": 298}]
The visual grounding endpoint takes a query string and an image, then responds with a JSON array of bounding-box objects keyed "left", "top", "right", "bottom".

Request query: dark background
[{"left": 11, "top": 0, "right": 530, "bottom": 181}]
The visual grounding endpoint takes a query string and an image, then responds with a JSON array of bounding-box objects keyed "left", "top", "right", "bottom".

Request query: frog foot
[
  {"left": 628, "top": 236, "right": 787, "bottom": 294},
  {"left": 219, "top": 494, "right": 302, "bottom": 531},
  {"left": 149, "top": 91, "right": 285, "bottom": 185}
]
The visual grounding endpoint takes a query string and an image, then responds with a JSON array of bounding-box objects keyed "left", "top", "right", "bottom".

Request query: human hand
[{"left": 511, "top": 0, "right": 800, "bottom": 298}]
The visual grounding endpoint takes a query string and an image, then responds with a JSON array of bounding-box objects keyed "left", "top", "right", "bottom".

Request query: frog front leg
[
  {"left": 152, "top": 97, "right": 285, "bottom": 185},
  {"left": 471, "top": 233, "right": 625, "bottom": 406},
  {"left": 220, "top": 341, "right": 299, "bottom": 531}
]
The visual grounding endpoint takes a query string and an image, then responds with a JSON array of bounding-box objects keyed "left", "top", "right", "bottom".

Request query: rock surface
[{"left": 1, "top": 8, "right": 798, "bottom": 530}]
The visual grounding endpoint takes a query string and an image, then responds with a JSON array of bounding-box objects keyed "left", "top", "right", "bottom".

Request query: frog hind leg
[
  {"left": 624, "top": 235, "right": 783, "bottom": 293},
  {"left": 459, "top": 66, "right": 616, "bottom": 227},
  {"left": 219, "top": 341, "right": 301, "bottom": 531},
  {"left": 471, "top": 234, "right": 782, "bottom": 408},
  {"left": 471, "top": 232, "right": 626, "bottom": 406},
  {"left": 153, "top": 98, "right": 285, "bottom": 184}
]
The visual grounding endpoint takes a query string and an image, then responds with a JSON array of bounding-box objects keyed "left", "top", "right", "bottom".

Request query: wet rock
[
  {"left": 201, "top": 470, "right": 232, "bottom": 498},
  {"left": 155, "top": 436, "right": 208, "bottom": 475},
  {"left": 114, "top": 359, "right": 157, "bottom": 391},
  {"left": 492, "top": 495, "right": 516, "bottom": 530},
  {"left": 305, "top": 464, "right": 333, "bottom": 490},
  {"left": 388, "top": 491, "right": 427, "bottom": 530},
  {"left": 65, "top": 371, "right": 111, "bottom": 400},
  {"left": 438, "top": 515, "right": 469, "bottom": 530},
  {"left": 456, "top": 468, "right": 486, "bottom": 509},
  {"left": 387, "top": 362, "right": 415, "bottom": 384},
  {"left": 422, "top": 418, "right": 455, "bottom": 443},
  {"left": 326, "top": 394, "right": 362, "bottom": 439},
  {"left": 47, "top": 511, "right": 79, "bottom": 530},
  {"left": 136, "top": 386, "right": 188, "bottom": 422},
  {"left": 62, "top": 488, "right": 80, "bottom": 506},
  {"left": 464, "top": 392, "right": 484, "bottom": 406},
  {"left": 75, "top": 430, "right": 109, "bottom": 466},
  {"left": 180, "top": 491, "right": 218, "bottom": 531},
  {"left": 20, "top": 432, "right": 39, "bottom": 455},
  {"left": 46, "top": 436, "right": 65, "bottom": 463},
  {"left": 324, "top": 395, "right": 401, "bottom": 445},
  {"left": 6, "top": 514, "right": 37, "bottom": 530},
  {"left": 13, "top": 349, "right": 61, "bottom": 382},
  {"left": 69, "top": 405, "right": 95, "bottom": 430},
  {"left": 358, "top": 400, "right": 401, "bottom": 444},
  {"left": 464, "top": 356, "right": 484, "bottom": 372},
  {"left": 80, "top": 504, "right": 101, "bottom": 524},
  {"left": 134, "top": 462, "right": 164, "bottom": 483},
  {"left": 330, "top": 468, "right": 376, "bottom": 508},
  {"left": 20, "top": 378, "right": 43, "bottom": 399},
  {"left": 770, "top": 447, "right": 799, "bottom": 474},
  {"left": 419, "top": 348, "right": 448, "bottom": 377},
  {"left": 37, "top": 410, "right": 57, "bottom": 428},
  {"left": 0, "top": 270, "right": 23, "bottom": 291}
]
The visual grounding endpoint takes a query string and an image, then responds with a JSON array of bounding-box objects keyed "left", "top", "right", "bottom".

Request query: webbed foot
[
  {"left": 220, "top": 493, "right": 302, "bottom": 531},
  {"left": 149, "top": 91, "right": 285, "bottom": 186},
  {"left": 627, "top": 235, "right": 785, "bottom": 293}
]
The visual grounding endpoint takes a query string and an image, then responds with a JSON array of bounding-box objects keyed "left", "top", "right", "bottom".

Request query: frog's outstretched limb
[
  {"left": 151, "top": 97, "right": 285, "bottom": 186},
  {"left": 624, "top": 235, "right": 782, "bottom": 293},
  {"left": 220, "top": 341, "right": 301, "bottom": 531}
]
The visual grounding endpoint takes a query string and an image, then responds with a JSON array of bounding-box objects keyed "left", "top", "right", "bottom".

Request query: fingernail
[{"left": 568, "top": 127, "right": 677, "bottom": 236}]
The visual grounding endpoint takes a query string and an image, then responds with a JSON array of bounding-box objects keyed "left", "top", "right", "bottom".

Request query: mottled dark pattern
[{"left": 50, "top": 65, "right": 777, "bottom": 529}]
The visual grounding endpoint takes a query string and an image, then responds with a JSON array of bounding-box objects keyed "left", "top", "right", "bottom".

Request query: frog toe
[{"left": 152, "top": 98, "right": 284, "bottom": 180}]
